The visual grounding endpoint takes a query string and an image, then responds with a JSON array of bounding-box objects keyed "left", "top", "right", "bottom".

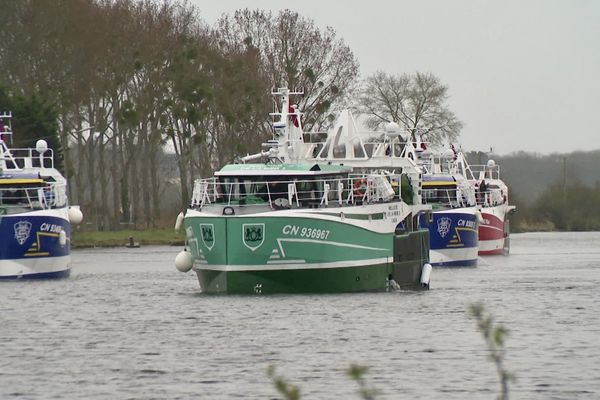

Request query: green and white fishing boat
[{"left": 174, "top": 88, "right": 431, "bottom": 294}]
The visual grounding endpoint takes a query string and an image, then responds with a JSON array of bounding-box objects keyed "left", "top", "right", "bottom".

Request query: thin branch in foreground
[{"left": 469, "top": 303, "right": 515, "bottom": 400}]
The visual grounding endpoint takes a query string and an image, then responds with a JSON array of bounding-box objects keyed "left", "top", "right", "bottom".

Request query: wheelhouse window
[
  {"left": 212, "top": 173, "right": 352, "bottom": 206},
  {"left": 422, "top": 184, "right": 458, "bottom": 206}
]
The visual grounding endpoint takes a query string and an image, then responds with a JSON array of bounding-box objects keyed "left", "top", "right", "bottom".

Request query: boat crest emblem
[
  {"left": 437, "top": 217, "right": 452, "bottom": 238},
  {"left": 199, "top": 224, "right": 215, "bottom": 251},
  {"left": 14, "top": 220, "right": 32, "bottom": 245},
  {"left": 242, "top": 223, "right": 265, "bottom": 251}
]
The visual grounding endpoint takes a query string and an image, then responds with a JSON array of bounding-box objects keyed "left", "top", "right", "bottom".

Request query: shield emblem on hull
[
  {"left": 437, "top": 217, "right": 452, "bottom": 238},
  {"left": 199, "top": 224, "right": 215, "bottom": 251},
  {"left": 242, "top": 223, "right": 265, "bottom": 251},
  {"left": 14, "top": 220, "right": 32, "bottom": 245}
]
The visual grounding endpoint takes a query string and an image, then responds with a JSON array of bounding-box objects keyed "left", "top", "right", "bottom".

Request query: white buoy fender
[
  {"left": 174, "top": 211, "right": 184, "bottom": 232},
  {"left": 59, "top": 230, "right": 67, "bottom": 246},
  {"left": 175, "top": 249, "right": 193, "bottom": 272},
  {"left": 68, "top": 206, "right": 83, "bottom": 225},
  {"left": 36, "top": 139, "right": 48, "bottom": 154},
  {"left": 420, "top": 263, "right": 432, "bottom": 287}
]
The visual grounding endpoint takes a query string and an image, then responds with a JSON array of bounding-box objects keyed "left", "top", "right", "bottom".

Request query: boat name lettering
[
  {"left": 457, "top": 219, "right": 476, "bottom": 229},
  {"left": 282, "top": 225, "right": 330, "bottom": 240},
  {"left": 40, "top": 223, "right": 63, "bottom": 233}
]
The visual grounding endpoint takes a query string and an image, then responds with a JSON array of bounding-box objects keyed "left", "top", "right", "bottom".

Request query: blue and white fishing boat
[
  {"left": 417, "top": 149, "right": 479, "bottom": 266},
  {"left": 0, "top": 112, "right": 82, "bottom": 279}
]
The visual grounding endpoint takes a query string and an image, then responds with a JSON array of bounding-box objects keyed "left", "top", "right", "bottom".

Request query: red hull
[{"left": 478, "top": 209, "right": 507, "bottom": 255}]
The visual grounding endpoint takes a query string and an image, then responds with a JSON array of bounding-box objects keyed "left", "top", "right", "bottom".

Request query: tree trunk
[
  {"left": 111, "top": 104, "right": 121, "bottom": 230},
  {"left": 98, "top": 131, "right": 108, "bottom": 231},
  {"left": 149, "top": 119, "right": 162, "bottom": 226},
  {"left": 86, "top": 106, "right": 97, "bottom": 230},
  {"left": 140, "top": 124, "right": 151, "bottom": 228}
]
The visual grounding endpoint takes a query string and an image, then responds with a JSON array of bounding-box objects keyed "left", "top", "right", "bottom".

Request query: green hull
[
  {"left": 184, "top": 209, "right": 429, "bottom": 294},
  {"left": 195, "top": 260, "right": 426, "bottom": 294}
]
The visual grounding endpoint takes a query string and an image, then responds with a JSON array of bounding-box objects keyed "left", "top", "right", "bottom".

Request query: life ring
[{"left": 354, "top": 179, "right": 368, "bottom": 197}]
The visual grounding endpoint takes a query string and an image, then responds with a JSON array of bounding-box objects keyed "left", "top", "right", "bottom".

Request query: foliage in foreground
[
  {"left": 268, "top": 364, "right": 378, "bottom": 400},
  {"left": 469, "top": 303, "right": 515, "bottom": 400}
]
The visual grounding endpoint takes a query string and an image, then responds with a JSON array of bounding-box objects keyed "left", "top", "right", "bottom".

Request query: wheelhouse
[
  {"left": 0, "top": 172, "right": 67, "bottom": 215},
  {"left": 421, "top": 175, "right": 475, "bottom": 209}
]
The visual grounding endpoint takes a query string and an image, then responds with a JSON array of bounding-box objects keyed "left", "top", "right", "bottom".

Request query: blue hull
[
  {"left": 0, "top": 214, "right": 70, "bottom": 258},
  {"left": 419, "top": 209, "right": 479, "bottom": 267},
  {"left": 0, "top": 213, "right": 72, "bottom": 279}
]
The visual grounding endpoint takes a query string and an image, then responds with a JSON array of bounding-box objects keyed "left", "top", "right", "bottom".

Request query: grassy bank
[
  {"left": 72, "top": 229, "right": 185, "bottom": 248},
  {"left": 511, "top": 220, "right": 556, "bottom": 233},
  {"left": 71, "top": 223, "right": 587, "bottom": 248}
]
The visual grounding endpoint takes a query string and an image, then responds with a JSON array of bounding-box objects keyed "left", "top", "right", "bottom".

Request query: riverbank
[
  {"left": 72, "top": 229, "right": 185, "bottom": 248},
  {"left": 70, "top": 224, "right": 582, "bottom": 248}
]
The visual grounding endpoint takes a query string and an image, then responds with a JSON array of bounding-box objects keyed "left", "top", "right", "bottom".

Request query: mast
[
  {"left": 270, "top": 87, "right": 305, "bottom": 163},
  {"left": 240, "top": 87, "right": 305, "bottom": 164},
  {"left": 0, "top": 112, "right": 17, "bottom": 172}
]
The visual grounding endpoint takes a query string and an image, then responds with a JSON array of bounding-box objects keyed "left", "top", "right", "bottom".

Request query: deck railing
[
  {"left": 468, "top": 164, "right": 501, "bottom": 181},
  {"left": 191, "top": 173, "right": 402, "bottom": 209},
  {"left": 0, "top": 182, "right": 67, "bottom": 214},
  {"left": 422, "top": 187, "right": 507, "bottom": 208},
  {"left": 475, "top": 188, "right": 506, "bottom": 207},
  {"left": 422, "top": 187, "right": 476, "bottom": 208},
  {"left": 0, "top": 147, "right": 55, "bottom": 169},
  {"left": 302, "top": 132, "right": 417, "bottom": 162}
]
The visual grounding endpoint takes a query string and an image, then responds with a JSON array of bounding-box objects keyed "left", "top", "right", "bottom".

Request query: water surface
[{"left": 1, "top": 232, "right": 599, "bottom": 399}]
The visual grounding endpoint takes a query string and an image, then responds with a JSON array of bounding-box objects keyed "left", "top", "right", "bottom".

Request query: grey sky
[{"left": 191, "top": 0, "right": 600, "bottom": 155}]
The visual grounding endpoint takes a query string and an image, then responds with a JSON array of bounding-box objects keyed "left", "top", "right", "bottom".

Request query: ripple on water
[{"left": 1, "top": 236, "right": 600, "bottom": 399}]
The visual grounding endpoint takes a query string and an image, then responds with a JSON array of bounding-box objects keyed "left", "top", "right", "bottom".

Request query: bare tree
[
  {"left": 355, "top": 71, "right": 463, "bottom": 144},
  {"left": 215, "top": 9, "right": 359, "bottom": 130}
]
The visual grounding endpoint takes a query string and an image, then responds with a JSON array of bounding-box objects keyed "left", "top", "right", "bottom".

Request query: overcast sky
[{"left": 191, "top": 0, "right": 600, "bottom": 155}]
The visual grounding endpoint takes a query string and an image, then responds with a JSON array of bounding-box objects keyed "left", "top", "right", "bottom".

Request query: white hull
[
  {"left": 0, "top": 255, "right": 71, "bottom": 279},
  {"left": 478, "top": 237, "right": 505, "bottom": 254},
  {"left": 430, "top": 247, "right": 478, "bottom": 267}
]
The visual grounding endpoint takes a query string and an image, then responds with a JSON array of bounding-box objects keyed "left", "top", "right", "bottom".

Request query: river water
[{"left": 1, "top": 232, "right": 599, "bottom": 399}]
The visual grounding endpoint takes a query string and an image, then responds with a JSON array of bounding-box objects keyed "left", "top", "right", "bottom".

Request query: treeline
[
  {"left": 516, "top": 182, "right": 600, "bottom": 231},
  {"left": 466, "top": 150, "right": 600, "bottom": 231},
  {"left": 0, "top": 0, "right": 358, "bottom": 230}
]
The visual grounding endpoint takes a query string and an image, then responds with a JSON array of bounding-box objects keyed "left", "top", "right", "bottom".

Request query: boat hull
[
  {"left": 196, "top": 261, "right": 394, "bottom": 294},
  {"left": 185, "top": 210, "right": 429, "bottom": 294},
  {"left": 421, "top": 208, "right": 479, "bottom": 267},
  {"left": 0, "top": 210, "right": 71, "bottom": 280},
  {"left": 478, "top": 205, "right": 510, "bottom": 255}
]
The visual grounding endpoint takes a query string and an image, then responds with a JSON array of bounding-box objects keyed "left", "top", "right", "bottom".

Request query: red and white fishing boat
[{"left": 454, "top": 153, "right": 515, "bottom": 255}]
